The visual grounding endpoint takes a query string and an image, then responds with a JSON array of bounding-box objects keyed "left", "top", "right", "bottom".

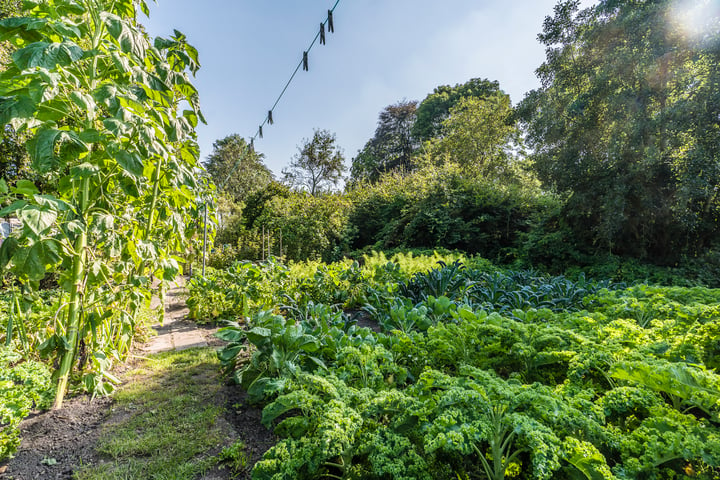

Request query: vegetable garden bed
[{"left": 187, "top": 252, "right": 720, "bottom": 480}]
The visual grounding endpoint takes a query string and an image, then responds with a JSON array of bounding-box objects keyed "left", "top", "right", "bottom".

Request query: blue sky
[{"left": 141, "top": 1, "right": 594, "bottom": 176}]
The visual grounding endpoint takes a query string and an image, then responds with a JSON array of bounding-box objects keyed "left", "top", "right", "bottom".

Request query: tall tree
[
  {"left": 413, "top": 78, "right": 502, "bottom": 142},
  {"left": 283, "top": 129, "right": 345, "bottom": 196},
  {"left": 518, "top": 0, "right": 720, "bottom": 261},
  {"left": 350, "top": 100, "right": 418, "bottom": 183},
  {"left": 421, "top": 93, "right": 521, "bottom": 179},
  {"left": 204, "top": 134, "right": 273, "bottom": 203}
]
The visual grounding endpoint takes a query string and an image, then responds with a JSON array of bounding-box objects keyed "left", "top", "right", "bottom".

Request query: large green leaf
[
  {"left": 118, "top": 176, "right": 140, "bottom": 197},
  {"left": 33, "top": 194, "right": 75, "bottom": 213},
  {"left": 93, "top": 83, "right": 119, "bottom": 110},
  {"left": 610, "top": 361, "right": 720, "bottom": 417},
  {"left": 0, "top": 200, "right": 27, "bottom": 217},
  {"left": 564, "top": 438, "right": 615, "bottom": 480},
  {"left": 217, "top": 344, "right": 244, "bottom": 364},
  {"left": 27, "top": 127, "right": 62, "bottom": 172},
  {"left": 0, "top": 95, "right": 36, "bottom": 126},
  {"left": 102, "top": 118, "right": 128, "bottom": 137},
  {"left": 109, "top": 145, "right": 143, "bottom": 178},
  {"left": 260, "top": 388, "right": 310, "bottom": 428},
  {"left": 28, "top": 128, "right": 88, "bottom": 172},
  {"left": 247, "top": 327, "right": 272, "bottom": 345},
  {"left": 69, "top": 162, "right": 100, "bottom": 178},
  {"left": 57, "top": 130, "right": 88, "bottom": 162},
  {"left": 0, "top": 237, "right": 19, "bottom": 271},
  {"left": 13, "top": 180, "right": 38, "bottom": 196},
  {"left": 18, "top": 206, "right": 57, "bottom": 235},
  {"left": 56, "top": 2, "right": 87, "bottom": 16},
  {"left": 215, "top": 326, "right": 246, "bottom": 343},
  {"left": 35, "top": 98, "right": 70, "bottom": 122},
  {"left": 12, "top": 41, "right": 84, "bottom": 70},
  {"left": 12, "top": 240, "right": 60, "bottom": 281},
  {"left": 0, "top": 17, "right": 46, "bottom": 42},
  {"left": 78, "top": 128, "right": 102, "bottom": 144},
  {"left": 69, "top": 91, "right": 96, "bottom": 120},
  {"left": 48, "top": 22, "right": 82, "bottom": 40},
  {"left": 100, "top": 12, "right": 147, "bottom": 60},
  {"left": 111, "top": 0, "right": 138, "bottom": 19},
  {"left": 182, "top": 109, "right": 198, "bottom": 128},
  {"left": 131, "top": 67, "right": 169, "bottom": 95}
]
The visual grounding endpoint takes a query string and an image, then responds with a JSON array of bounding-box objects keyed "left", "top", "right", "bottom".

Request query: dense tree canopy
[
  {"left": 421, "top": 93, "right": 522, "bottom": 180},
  {"left": 518, "top": 0, "right": 720, "bottom": 261},
  {"left": 413, "top": 78, "right": 502, "bottom": 142},
  {"left": 204, "top": 134, "right": 273, "bottom": 203},
  {"left": 283, "top": 129, "right": 346, "bottom": 196},
  {"left": 350, "top": 100, "right": 418, "bottom": 183},
  {"left": 0, "top": 0, "right": 27, "bottom": 187}
]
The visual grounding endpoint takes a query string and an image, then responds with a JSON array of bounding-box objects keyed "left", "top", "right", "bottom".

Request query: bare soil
[{"left": 0, "top": 396, "right": 114, "bottom": 480}]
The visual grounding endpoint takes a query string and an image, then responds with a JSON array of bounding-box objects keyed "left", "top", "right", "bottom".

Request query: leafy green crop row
[
  {"left": 201, "top": 254, "right": 720, "bottom": 479},
  {"left": 0, "top": 346, "right": 54, "bottom": 462},
  {"left": 186, "top": 251, "right": 475, "bottom": 324}
]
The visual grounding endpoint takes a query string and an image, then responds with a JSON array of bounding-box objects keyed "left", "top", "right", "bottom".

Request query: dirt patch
[
  {"left": 221, "top": 385, "right": 278, "bottom": 478},
  {"left": 0, "top": 396, "right": 112, "bottom": 480},
  {"left": 347, "top": 308, "right": 382, "bottom": 332}
]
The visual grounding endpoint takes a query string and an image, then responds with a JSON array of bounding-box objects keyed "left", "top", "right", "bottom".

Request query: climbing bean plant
[{"left": 0, "top": 0, "right": 206, "bottom": 407}]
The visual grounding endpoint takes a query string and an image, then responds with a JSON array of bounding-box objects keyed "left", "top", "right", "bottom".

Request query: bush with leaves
[
  {"left": 345, "top": 163, "right": 561, "bottom": 262},
  {"left": 259, "top": 192, "right": 350, "bottom": 262}
]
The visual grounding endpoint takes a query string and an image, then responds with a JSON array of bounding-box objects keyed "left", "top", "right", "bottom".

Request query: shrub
[{"left": 345, "top": 164, "right": 561, "bottom": 263}]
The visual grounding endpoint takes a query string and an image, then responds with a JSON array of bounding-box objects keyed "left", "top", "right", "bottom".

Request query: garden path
[{"left": 143, "top": 277, "right": 208, "bottom": 354}]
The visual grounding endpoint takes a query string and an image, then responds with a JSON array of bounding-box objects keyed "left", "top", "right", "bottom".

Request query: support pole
[{"left": 202, "top": 202, "right": 208, "bottom": 277}]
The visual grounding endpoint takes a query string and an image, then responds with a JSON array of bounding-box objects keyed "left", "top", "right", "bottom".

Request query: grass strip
[{"left": 75, "top": 347, "right": 235, "bottom": 480}]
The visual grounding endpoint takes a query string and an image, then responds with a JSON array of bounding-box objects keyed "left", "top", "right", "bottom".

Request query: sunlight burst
[{"left": 669, "top": 0, "right": 720, "bottom": 44}]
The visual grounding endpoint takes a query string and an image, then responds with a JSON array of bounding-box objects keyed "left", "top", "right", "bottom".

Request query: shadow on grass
[{"left": 75, "top": 348, "right": 236, "bottom": 480}]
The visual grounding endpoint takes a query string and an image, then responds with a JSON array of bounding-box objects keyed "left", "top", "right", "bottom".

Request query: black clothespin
[
  {"left": 303, "top": 51, "right": 309, "bottom": 71},
  {"left": 328, "top": 10, "right": 334, "bottom": 33},
  {"left": 259, "top": 125, "right": 263, "bottom": 139},
  {"left": 268, "top": 110, "right": 274, "bottom": 125},
  {"left": 320, "top": 23, "right": 326, "bottom": 45}
]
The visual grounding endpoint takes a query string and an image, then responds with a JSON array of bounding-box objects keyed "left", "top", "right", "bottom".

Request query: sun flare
[{"left": 669, "top": 0, "right": 720, "bottom": 43}]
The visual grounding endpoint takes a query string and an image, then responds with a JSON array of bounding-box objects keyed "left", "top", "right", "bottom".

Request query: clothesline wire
[{"left": 218, "top": 0, "right": 342, "bottom": 191}]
